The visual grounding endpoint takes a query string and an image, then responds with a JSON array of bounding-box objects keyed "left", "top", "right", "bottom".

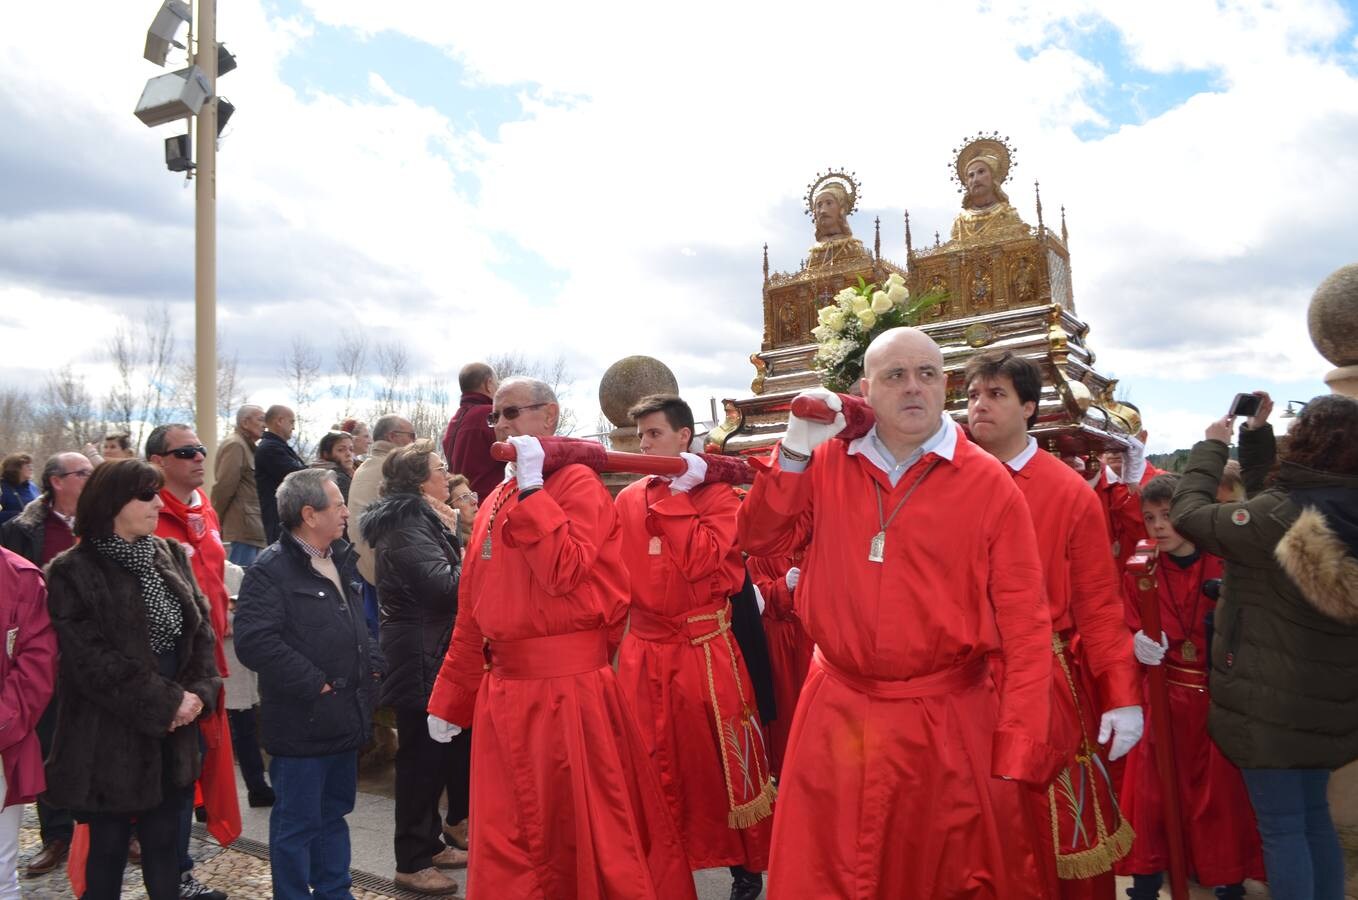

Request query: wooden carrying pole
[
  {"left": 1127, "top": 540, "right": 1190, "bottom": 900},
  {"left": 490, "top": 442, "right": 686, "bottom": 477}
]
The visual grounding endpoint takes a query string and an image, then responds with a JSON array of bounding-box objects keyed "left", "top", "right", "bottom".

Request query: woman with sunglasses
[{"left": 42, "top": 459, "right": 221, "bottom": 899}]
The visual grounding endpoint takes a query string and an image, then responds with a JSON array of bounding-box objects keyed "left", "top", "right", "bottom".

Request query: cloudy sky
[{"left": 3, "top": 0, "right": 1356, "bottom": 451}]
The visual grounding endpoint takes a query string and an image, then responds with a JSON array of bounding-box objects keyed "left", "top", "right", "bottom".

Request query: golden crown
[{"left": 805, "top": 169, "right": 860, "bottom": 217}]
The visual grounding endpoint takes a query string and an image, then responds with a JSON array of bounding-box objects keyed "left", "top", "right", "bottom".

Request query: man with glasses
[
  {"left": 440, "top": 362, "right": 504, "bottom": 503},
  {"left": 255, "top": 406, "right": 308, "bottom": 544},
  {"left": 1, "top": 451, "right": 91, "bottom": 877},
  {"left": 427, "top": 377, "right": 695, "bottom": 900},
  {"left": 349, "top": 415, "right": 419, "bottom": 638},
  {"left": 145, "top": 424, "right": 233, "bottom": 900}
]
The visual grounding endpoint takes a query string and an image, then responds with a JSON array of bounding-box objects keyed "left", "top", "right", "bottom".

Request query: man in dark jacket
[
  {"left": 234, "top": 468, "right": 383, "bottom": 900},
  {"left": 440, "top": 362, "right": 504, "bottom": 501},
  {"left": 0, "top": 450, "right": 89, "bottom": 876},
  {"left": 254, "top": 405, "right": 307, "bottom": 543}
]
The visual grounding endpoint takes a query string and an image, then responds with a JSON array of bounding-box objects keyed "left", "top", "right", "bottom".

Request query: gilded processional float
[{"left": 708, "top": 134, "right": 1143, "bottom": 459}]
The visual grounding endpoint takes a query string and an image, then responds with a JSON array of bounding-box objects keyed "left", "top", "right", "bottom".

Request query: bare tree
[
  {"left": 37, "top": 366, "right": 102, "bottom": 459},
  {"left": 405, "top": 378, "right": 453, "bottom": 443},
  {"left": 280, "top": 337, "right": 323, "bottom": 457},
  {"left": 372, "top": 341, "right": 409, "bottom": 418},
  {"left": 0, "top": 386, "right": 37, "bottom": 456},
  {"left": 104, "top": 306, "right": 180, "bottom": 449},
  {"left": 334, "top": 329, "right": 368, "bottom": 417},
  {"left": 173, "top": 343, "right": 245, "bottom": 438},
  {"left": 485, "top": 352, "right": 577, "bottom": 434}
]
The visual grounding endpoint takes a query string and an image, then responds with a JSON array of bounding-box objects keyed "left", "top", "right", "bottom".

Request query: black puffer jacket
[
  {"left": 1172, "top": 425, "right": 1358, "bottom": 770},
  {"left": 233, "top": 532, "right": 383, "bottom": 757},
  {"left": 0, "top": 496, "right": 51, "bottom": 565},
  {"left": 43, "top": 538, "right": 220, "bottom": 814},
  {"left": 359, "top": 493, "right": 460, "bottom": 711}
]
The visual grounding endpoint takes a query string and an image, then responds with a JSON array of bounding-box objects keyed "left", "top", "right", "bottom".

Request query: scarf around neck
[{"left": 92, "top": 535, "right": 183, "bottom": 654}]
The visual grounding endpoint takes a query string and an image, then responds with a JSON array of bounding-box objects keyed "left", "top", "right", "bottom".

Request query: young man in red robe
[
  {"left": 615, "top": 394, "right": 773, "bottom": 900},
  {"left": 146, "top": 424, "right": 239, "bottom": 899},
  {"left": 1116, "top": 474, "right": 1264, "bottom": 898},
  {"left": 965, "top": 351, "right": 1144, "bottom": 899},
  {"left": 746, "top": 535, "right": 811, "bottom": 779},
  {"left": 425, "top": 377, "right": 695, "bottom": 900},
  {"left": 738, "top": 327, "right": 1061, "bottom": 899}
]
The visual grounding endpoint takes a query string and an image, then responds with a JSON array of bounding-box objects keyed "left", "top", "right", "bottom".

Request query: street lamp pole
[{"left": 193, "top": 0, "right": 217, "bottom": 488}]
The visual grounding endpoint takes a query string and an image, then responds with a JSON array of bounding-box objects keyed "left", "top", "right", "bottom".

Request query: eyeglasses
[
  {"left": 390, "top": 430, "right": 417, "bottom": 439},
  {"left": 133, "top": 489, "right": 159, "bottom": 502},
  {"left": 161, "top": 445, "right": 208, "bottom": 460},
  {"left": 57, "top": 469, "right": 94, "bottom": 479},
  {"left": 450, "top": 492, "right": 478, "bottom": 505},
  {"left": 487, "top": 403, "right": 548, "bottom": 426}
]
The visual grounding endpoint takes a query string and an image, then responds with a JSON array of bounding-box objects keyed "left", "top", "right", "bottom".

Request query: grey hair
[
  {"left": 277, "top": 468, "right": 337, "bottom": 530},
  {"left": 235, "top": 404, "right": 263, "bottom": 426},
  {"left": 497, "top": 376, "right": 556, "bottom": 405},
  {"left": 372, "top": 414, "right": 409, "bottom": 442}
]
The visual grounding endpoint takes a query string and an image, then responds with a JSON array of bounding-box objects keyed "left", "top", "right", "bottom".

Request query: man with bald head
[
  {"left": 213, "top": 404, "right": 267, "bottom": 567},
  {"left": 738, "top": 327, "right": 1057, "bottom": 899},
  {"left": 255, "top": 405, "right": 307, "bottom": 544},
  {"left": 426, "top": 377, "right": 694, "bottom": 900}
]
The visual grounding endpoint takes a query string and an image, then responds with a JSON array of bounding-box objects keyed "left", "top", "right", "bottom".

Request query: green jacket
[{"left": 1171, "top": 425, "right": 1358, "bottom": 770}]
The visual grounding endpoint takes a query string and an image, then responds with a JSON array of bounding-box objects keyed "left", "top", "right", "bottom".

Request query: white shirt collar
[
  {"left": 846, "top": 413, "right": 957, "bottom": 477},
  {"left": 1004, "top": 436, "right": 1040, "bottom": 473}
]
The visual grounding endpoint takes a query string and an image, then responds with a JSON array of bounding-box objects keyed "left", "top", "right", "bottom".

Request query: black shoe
[
  {"left": 729, "top": 865, "right": 764, "bottom": 900},
  {"left": 193, "top": 805, "right": 207, "bottom": 823},
  {"left": 1127, "top": 873, "right": 1163, "bottom": 900},
  {"left": 247, "top": 785, "right": 276, "bottom": 807},
  {"left": 179, "top": 872, "right": 228, "bottom": 899},
  {"left": 1215, "top": 884, "right": 1246, "bottom": 900}
]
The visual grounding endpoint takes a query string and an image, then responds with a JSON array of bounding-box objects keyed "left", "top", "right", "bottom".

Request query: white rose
[
  {"left": 885, "top": 272, "right": 906, "bottom": 289},
  {"left": 886, "top": 282, "right": 908, "bottom": 305},
  {"left": 835, "top": 287, "right": 858, "bottom": 304},
  {"left": 871, "top": 290, "right": 892, "bottom": 314},
  {"left": 851, "top": 295, "right": 870, "bottom": 315},
  {"left": 857, "top": 309, "right": 877, "bottom": 329},
  {"left": 817, "top": 305, "right": 837, "bottom": 326}
]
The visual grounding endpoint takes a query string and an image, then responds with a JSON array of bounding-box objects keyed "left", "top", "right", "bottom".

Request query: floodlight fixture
[
  {"left": 143, "top": 0, "right": 192, "bottom": 67},
  {"left": 165, "top": 133, "right": 194, "bottom": 172},
  {"left": 135, "top": 65, "right": 211, "bottom": 127},
  {"left": 217, "top": 43, "right": 237, "bottom": 76},
  {"left": 216, "top": 98, "right": 235, "bottom": 134}
]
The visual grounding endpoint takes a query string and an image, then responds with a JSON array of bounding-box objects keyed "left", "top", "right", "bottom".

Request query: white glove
[
  {"left": 1133, "top": 629, "right": 1168, "bottom": 666},
  {"left": 784, "top": 389, "right": 846, "bottom": 458},
  {"left": 785, "top": 566, "right": 800, "bottom": 592},
  {"left": 669, "top": 452, "right": 707, "bottom": 493},
  {"left": 509, "top": 435, "right": 544, "bottom": 491},
  {"left": 752, "top": 583, "right": 766, "bottom": 615},
  {"left": 1097, "top": 705, "right": 1145, "bottom": 761},
  {"left": 1123, "top": 436, "right": 1147, "bottom": 490},
  {"left": 427, "top": 714, "right": 462, "bottom": 743}
]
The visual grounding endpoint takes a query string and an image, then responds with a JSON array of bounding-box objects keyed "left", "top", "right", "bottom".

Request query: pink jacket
[{"left": 0, "top": 547, "right": 57, "bottom": 806}]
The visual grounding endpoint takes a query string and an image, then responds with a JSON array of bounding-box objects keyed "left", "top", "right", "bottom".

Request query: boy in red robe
[
  {"left": 965, "top": 351, "right": 1143, "bottom": 899},
  {"left": 1116, "top": 474, "right": 1264, "bottom": 898},
  {"left": 615, "top": 394, "right": 773, "bottom": 900},
  {"left": 746, "top": 536, "right": 811, "bottom": 778},
  {"left": 738, "top": 327, "right": 1060, "bottom": 899},
  {"left": 426, "top": 377, "right": 695, "bottom": 900}
]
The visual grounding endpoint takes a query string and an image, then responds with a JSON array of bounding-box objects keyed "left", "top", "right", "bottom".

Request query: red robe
[
  {"left": 1010, "top": 446, "right": 1141, "bottom": 898},
  {"left": 1116, "top": 552, "right": 1264, "bottom": 886},
  {"left": 746, "top": 541, "right": 812, "bottom": 778},
  {"left": 615, "top": 478, "right": 773, "bottom": 871},
  {"left": 1093, "top": 464, "right": 1163, "bottom": 573},
  {"left": 737, "top": 423, "right": 1059, "bottom": 899},
  {"left": 156, "top": 488, "right": 240, "bottom": 846},
  {"left": 427, "top": 466, "right": 696, "bottom": 900}
]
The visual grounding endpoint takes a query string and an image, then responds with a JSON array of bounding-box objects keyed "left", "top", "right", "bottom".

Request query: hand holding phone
[{"left": 1228, "top": 392, "right": 1262, "bottom": 419}]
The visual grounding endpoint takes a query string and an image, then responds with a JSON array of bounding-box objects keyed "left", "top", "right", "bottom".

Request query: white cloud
[{"left": 0, "top": 0, "right": 1353, "bottom": 448}]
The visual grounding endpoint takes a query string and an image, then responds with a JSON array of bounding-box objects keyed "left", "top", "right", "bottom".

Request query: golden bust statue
[
  {"left": 805, "top": 171, "right": 869, "bottom": 268},
  {"left": 950, "top": 137, "right": 1029, "bottom": 246}
]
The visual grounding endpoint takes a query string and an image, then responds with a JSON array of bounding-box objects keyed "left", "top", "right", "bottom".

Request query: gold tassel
[
  {"left": 1055, "top": 818, "right": 1135, "bottom": 881},
  {"left": 727, "top": 779, "right": 776, "bottom": 830}
]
